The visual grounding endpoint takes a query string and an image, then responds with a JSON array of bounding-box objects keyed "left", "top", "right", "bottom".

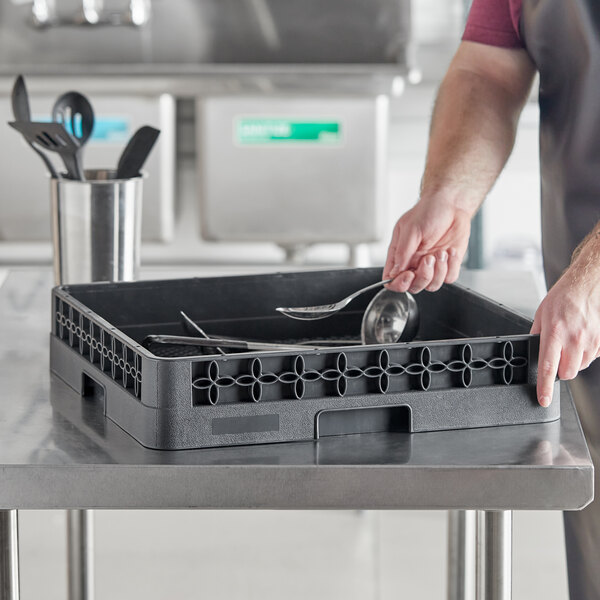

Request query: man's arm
[{"left": 384, "top": 41, "right": 536, "bottom": 292}]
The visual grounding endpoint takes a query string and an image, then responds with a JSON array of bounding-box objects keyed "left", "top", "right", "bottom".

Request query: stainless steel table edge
[{"left": 0, "top": 463, "right": 593, "bottom": 511}]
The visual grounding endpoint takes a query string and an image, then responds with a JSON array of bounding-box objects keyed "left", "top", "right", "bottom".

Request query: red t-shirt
[{"left": 462, "top": 0, "right": 524, "bottom": 48}]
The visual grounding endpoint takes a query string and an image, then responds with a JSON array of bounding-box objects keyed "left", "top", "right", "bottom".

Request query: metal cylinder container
[{"left": 50, "top": 170, "right": 143, "bottom": 286}]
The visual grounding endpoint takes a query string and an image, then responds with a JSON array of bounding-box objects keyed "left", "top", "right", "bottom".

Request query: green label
[{"left": 236, "top": 119, "right": 341, "bottom": 145}]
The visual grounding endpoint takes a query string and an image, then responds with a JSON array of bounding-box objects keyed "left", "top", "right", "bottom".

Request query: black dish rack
[{"left": 50, "top": 267, "right": 559, "bottom": 449}]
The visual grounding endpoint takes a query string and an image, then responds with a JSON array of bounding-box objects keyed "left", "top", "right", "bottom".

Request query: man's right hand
[
  {"left": 383, "top": 198, "right": 473, "bottom": 294},
  {"left": 381, "top": 41, "right": 536, "bottom": 296}
]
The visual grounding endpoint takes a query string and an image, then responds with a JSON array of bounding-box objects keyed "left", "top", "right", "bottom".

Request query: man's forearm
[
  {"left": 569, "top": 221, "right": 600, "bottom": 293},
  {"left": 420, "top": 42, "right": 536, "bottom": 215}
]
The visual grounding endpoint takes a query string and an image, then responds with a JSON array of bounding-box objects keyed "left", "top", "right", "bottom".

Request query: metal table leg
[
  {"left": 476, "top": 510, "right": 512, "bottom": 600},
  {"left": 67, "top": 509, "right": 95, "bottom": 600},
  {"left": 448, "top": 510, "right": 476, "bottom": 600},
  {"left": 0, "top": 510, "right": 20, "bottom": 600}
]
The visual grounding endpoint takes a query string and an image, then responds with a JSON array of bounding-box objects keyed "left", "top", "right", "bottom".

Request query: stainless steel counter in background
[
  {"left": 0, "top": 0, "right": 411, "bottom": 73},
  {"left": 0, "top": 0, "right": 418, "bottom": 268},
  {"left": 0, "top": 1, "right": 503, "bottom": 274}
]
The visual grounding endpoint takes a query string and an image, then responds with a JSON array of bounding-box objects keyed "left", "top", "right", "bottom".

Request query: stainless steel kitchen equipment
[
  {"left": 51, "top": 168, "right": 142, "bottom": 284},
  {"left": 0, "top": 1, "right": 410, "bottom": 70},
  {"left": 30, "top": 0, "right": 152, "bottom": 28},
  {"left": 197, "top": 94, "right": 390, "bottom": 262},
  {"left": 0, "top": 0, "right": 410, "bottom": 261}
]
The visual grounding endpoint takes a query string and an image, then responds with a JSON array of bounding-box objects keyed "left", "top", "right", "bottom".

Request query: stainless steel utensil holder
[{"left": 51, "top": 169, "right": 143, "bottom": 286}]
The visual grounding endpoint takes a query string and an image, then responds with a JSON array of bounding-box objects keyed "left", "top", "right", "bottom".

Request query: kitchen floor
[{"left": 18, "top": 509, "right": 567, "bottom": 599}]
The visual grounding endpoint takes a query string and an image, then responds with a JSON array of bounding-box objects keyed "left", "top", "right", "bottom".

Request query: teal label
[
  {"left": 37, "top": 115, "right": 130, "bottom": 143},
  {"left": 87, "top": 117, "right": 130, "bottom": 142},
  {"left": 236, "top": 118, "right": 341, "bottom": 145}
]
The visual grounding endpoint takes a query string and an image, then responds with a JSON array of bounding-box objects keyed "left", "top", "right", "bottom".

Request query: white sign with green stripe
[{"left": 236, "top": 118, "right": 341, "bottom": 145}]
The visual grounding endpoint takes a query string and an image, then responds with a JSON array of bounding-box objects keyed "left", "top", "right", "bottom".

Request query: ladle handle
[{"left": 347, "top": 278, "right": 393, "bottom": 303}]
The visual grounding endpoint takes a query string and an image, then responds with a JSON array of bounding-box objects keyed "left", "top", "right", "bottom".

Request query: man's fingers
[
  {"left": 558, "top": 345, "right": 584, "bottom": 381},
  {"left": 530, "top": 317, "right": 541, "bottom": 336},
  {"left": 386, "top": 270, "right": 415, "bottom": 293},
  {"left": 445, "top": 248, "right": 463, "bottom": 283},
  {"left": 580, "top": 350, "right": 596, "bottom": 371},
  {"left": 383, "top": 229, "right": 400, "bottom": 280},
  {"left": 426, "top": 250, "right": 448, "bottom": 291},
  {"left": 388, "top": 229, "right": 422, "bottom": 279},
  {"left": 409, "top": 255, "right": 436, "bottom": 293},
  {"left": 537, "top": 327, "right": 562, "bottom": 407}
]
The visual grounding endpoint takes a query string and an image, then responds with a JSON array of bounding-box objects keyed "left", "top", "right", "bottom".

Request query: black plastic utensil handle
[
  {"left": 11, "top": 75, "right": 59, "bottom": 179},
  {"left": 116, "top": 125, "right": 160, "bottom": 179}
]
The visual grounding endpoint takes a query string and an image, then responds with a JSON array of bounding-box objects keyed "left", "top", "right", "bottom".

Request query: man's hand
[
  {"left": 382, "top": 41, "right": 535, "bottom": 295},
  {"left": 531, "top": 241, "right": 600, "bottom": 407},
  {"left": 383, "top": 199, "right": 473, "bottom": 293}
]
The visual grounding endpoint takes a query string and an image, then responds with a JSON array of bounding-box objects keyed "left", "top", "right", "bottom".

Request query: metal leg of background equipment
[
  {"left": 67, "top": 510, "right": 95, "bottom": 600},
  {"left": 447, "top": 510, "right": 476, "bottom": 600},
  {"left": 0, "top": 510, "right": 20, "bottom": 600},
  {"left": 348, "top": 243, "right": 371, "bottom": 268},
  {"left": 476, "top": 510, "right": 512, "bottom": 600}
]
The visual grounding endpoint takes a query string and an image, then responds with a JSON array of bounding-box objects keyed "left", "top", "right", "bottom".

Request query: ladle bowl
[{"left": 360, "top": 288, "right": 420, "bottom": 345}]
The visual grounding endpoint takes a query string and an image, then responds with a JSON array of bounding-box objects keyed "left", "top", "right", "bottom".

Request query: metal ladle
[{"left": 360, "top": 288, "right": 420, "bottom": 345}]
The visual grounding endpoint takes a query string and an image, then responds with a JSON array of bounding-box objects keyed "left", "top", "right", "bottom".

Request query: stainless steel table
[{"left": 0, "top": 270, "right": 594, "bottom": 600}]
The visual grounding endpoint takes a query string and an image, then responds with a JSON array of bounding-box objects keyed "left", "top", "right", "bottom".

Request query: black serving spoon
[
  {"left": 116, "top": 125, "right": 160, "bottom": 179},
  {"left": 10, "top": 75, "right": 59, "bottom": 179}
]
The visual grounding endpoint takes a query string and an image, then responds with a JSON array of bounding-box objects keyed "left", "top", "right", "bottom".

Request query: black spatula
[
  {"left": 8, "top": 121, "right": 84, "bottom": 180},
  {"left": 115, "top": 125, "right": 160, "bottom": 179}
]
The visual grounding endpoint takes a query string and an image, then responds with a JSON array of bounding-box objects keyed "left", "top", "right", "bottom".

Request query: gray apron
[{"left": 521, "top": 2, "right": 600, "bottom": 599}]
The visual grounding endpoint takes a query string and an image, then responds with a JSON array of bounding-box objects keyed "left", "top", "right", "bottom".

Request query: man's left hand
[{"left": 530, "top": 263, "right": 600, "bottom": 407}]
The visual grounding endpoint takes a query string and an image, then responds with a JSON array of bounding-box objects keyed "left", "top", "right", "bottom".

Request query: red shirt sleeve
[{"left": 462, "top": 0, "right": 524, "bottom": 49}]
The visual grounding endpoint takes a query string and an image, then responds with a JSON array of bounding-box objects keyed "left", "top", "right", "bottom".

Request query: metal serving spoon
[{"left": 276, "top": 278, "right": 393, "bottom": 320}]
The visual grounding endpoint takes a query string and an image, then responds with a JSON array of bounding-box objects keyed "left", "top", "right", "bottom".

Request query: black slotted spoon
[{"left": 51, "top": 91, "right": 95, "bottom": 181}]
